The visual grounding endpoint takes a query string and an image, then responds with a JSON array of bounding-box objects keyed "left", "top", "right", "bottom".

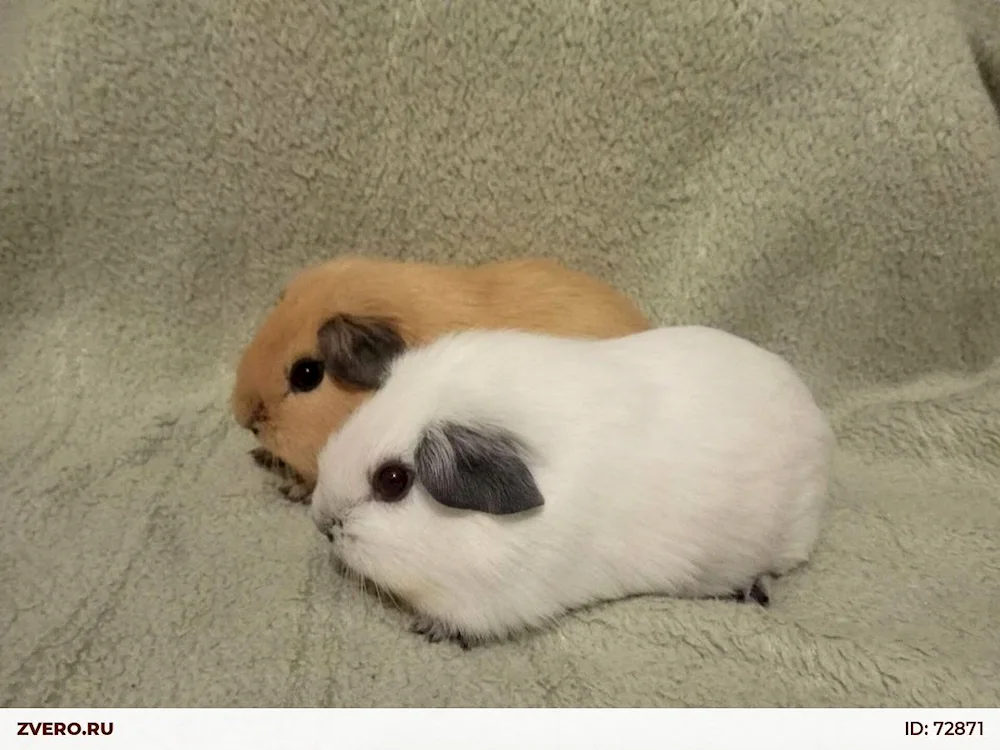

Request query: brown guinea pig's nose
[{"left": 241, "top": 401, "right": 266, "bottom": 434}]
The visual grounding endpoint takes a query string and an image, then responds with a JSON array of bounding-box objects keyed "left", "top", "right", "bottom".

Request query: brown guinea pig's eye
[
  {"left": 288, "top": 358, "right": 325, "bottom": 393},
  {"left": 372, "top": 461, "right": 414, "bottom": 503}
]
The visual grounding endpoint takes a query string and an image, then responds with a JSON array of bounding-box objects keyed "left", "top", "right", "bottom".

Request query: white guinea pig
[{"left": 311, "top": 326, "right": 835, "bottom": 648}]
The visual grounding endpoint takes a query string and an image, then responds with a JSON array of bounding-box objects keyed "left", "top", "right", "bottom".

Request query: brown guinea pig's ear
[{"left": 316, "top": 314, "right": 407, "bottom": 391}]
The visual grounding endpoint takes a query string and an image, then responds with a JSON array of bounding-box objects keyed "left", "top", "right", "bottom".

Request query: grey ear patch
[
  {"left": 316, "top": 314, "right": 407, "bottom": 391},
  {"left": 414, "top": 421, "right": 545, "bottom": 516}
]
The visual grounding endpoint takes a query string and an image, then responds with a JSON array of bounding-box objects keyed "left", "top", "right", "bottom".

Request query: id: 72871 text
[{"left": 904, "top": 721, "right": 984, "bottom": 737}]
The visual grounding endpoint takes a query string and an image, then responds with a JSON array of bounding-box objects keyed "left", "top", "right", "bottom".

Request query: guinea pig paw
[
  {"left": 409, "top": 616, "right": 472, "bottom": 650},
  {"left": 731, "top": 577, "right": 770, "bottom": 608},
  {"left": 249, "top": 447, "right": 285, "bottom": 471},
  {"left": 279, "top": 481, "right": 313, "bottom": 505}
]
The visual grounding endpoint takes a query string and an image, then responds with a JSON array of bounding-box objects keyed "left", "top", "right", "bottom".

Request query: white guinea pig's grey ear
[
  {"left": 316, "top": 314, "right": 407, "bottom": 391},
  {"left": 414, "top": 422, "right": 545, "bottom": 516}
]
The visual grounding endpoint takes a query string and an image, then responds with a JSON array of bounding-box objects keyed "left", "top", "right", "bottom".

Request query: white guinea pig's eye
[{"left": 372, "top": 461, "right": 414, "bottom": 503}]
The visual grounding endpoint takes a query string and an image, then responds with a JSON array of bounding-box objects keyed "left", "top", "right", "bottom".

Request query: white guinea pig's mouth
[
  {"left": 324, "top": 520, "right": 373, "bottom": 567},
  {"left": 326, "top": 531, "right": 411, "bottom": 597},
  {"left": 329, "top": 538, "right": 401, "bottom": 597},
  {"left": 329, "top": 528, "right": 358, "bottom": 545}
]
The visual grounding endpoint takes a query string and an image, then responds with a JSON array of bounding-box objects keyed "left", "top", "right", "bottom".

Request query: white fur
[{"left": 311, "top": 326, "right": 835, "bottom": 641}]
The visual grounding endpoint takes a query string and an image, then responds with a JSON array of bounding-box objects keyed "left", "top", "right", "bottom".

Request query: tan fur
[{"left": 231, "top": 255, "right": 652, "bottom": 489}]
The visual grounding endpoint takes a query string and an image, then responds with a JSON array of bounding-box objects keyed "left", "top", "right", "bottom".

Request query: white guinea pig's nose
[{"left": 313, "top": 512, "right": 342, "bottom": 543}]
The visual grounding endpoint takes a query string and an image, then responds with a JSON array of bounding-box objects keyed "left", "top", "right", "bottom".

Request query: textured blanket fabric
[{"left": 2, "top": 0, "right": 998, "bottom": 707}]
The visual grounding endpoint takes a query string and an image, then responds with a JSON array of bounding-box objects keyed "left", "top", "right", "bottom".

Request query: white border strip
[{"left": 3, "top": 708, "right": 996, "bottom": 750}]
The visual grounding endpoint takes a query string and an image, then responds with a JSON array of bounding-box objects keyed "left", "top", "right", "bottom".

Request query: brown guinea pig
[{"left": 231, "top": 255, "right": 652, "bottom": 501}]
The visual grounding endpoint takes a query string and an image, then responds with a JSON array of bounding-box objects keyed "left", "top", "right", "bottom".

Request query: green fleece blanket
[{"left": 2, "top": 0, "right": 998, "bottom": 707}]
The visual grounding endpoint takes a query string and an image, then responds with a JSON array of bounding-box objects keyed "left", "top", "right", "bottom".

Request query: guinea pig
[
  {"left": 310, "top": 325, "right": 835, "bottom": 648},
  {"left": 230, "top": 255, "right": 651, "bottom": 501}
]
